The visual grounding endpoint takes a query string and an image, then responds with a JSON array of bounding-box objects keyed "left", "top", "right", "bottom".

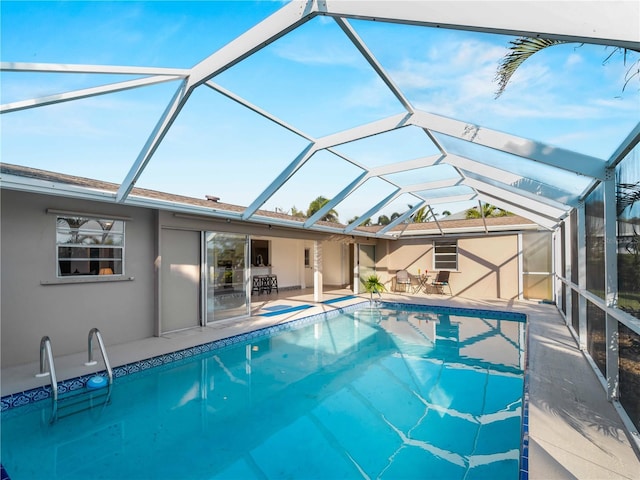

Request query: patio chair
[
  {"left": 431, "top": 271, "right": 452, "bottom": 295},
  {"left": 395, "top": 270, "right": 411, "bottom": 292}
]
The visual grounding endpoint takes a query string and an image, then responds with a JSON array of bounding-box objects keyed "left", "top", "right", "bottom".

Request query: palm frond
[
  {"left": 602, "top": 46, "right": 640, "bottom": 94},
  {"left": 494, "top": 37, "right": 568, "bottom": 98}
]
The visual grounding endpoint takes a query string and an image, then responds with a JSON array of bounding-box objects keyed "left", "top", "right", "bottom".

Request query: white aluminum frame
[{"left": 3, "top": 0, "right": 636, "bottom": 236}]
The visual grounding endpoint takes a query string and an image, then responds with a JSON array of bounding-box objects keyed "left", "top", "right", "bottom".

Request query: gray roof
[{"left": 2, "top": 162, "right": 537, "bottom": 237}]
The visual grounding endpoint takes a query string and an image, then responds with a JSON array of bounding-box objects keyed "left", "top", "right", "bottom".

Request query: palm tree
[
  {"left": 465, "top": 204, "right": 509, "bottom": 219},
  {"left": 307, "top": 196, "right": 339, "bottom": 222},
  {"left": 495, "top": 37, "right": 566, "bottom": 98},
  {"left": 413, "top": 206, "right": 430, "bottom": 223},
  {"left": 408, "top": 205, "right": 431, "bottom": 223},
  {"left": 495, "top": 37, "right": 640, "bottom": 98},
  {"left": 290, "top": 206, "right": 306, "bottom": 219},
  {"left": 347, "top": 216, "right": 372, "bottom": 226},
  {"left": 377, "top": 215, "right": 390, "bottom": 225}
]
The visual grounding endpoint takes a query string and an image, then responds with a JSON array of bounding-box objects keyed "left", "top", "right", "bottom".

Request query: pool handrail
[
  {"left": 85, "top": 327, "right": 113, "bottom": 389},
  {"left": 36, "top": 335, "right": 59, "bottom": 422},
  {"left": 36, "top": 329, "right": 113, "bottom": 423}
]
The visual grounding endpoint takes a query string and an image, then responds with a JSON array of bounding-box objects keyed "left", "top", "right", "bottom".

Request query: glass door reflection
[{"left": 206, "top": 232, "right": 249, "bottom": 322}]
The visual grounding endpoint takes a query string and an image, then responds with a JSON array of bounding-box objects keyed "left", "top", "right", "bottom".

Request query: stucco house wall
[
  {"left": 380, "top": 238, "right": 434, "bottom": 288},
  {"left": 1, "top": 191, "right": 356, "bottom": 367},
  {"left": 378, "top": 234, "right": 520, "bottom": 299},
  {"left": 1, "top": 189, "right": 156, "bottom": 367},
  {"left": 1, "top": 176, "right": 528, "bottom": 370},
  {"left": 270, "top": 237, "right": 304, "bottom": 288},
  {"left": 322, "top": 241, "right": 348, "bottom": 286},
  {"left": 455, "top": 235, "right": 519, "bottom": 299},
  {"left": 248, "top": 237, "right": 348, "bottom": 290}
]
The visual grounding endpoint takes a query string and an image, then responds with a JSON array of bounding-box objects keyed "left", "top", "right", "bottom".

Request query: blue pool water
[{"left": 1, "top": 305, "right": 526, "bottom": 479}]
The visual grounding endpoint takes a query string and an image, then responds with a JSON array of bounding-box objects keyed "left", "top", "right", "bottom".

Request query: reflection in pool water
[{"left": 1, "top": 306, "right": 526, "bottom": 480}]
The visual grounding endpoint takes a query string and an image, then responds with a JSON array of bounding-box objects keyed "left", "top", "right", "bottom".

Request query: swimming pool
[{"left": 1, "top": 304, "right": 527, "bottom": 479}]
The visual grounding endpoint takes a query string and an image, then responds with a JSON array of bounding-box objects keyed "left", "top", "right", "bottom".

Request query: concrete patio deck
[{"left": 2, "top": 288, "right": 639, "bottom": 479}]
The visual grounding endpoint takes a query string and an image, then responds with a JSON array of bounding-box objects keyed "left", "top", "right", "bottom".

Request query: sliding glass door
[{"left": 205, "top": 232, "right": 249, "bottom": 322}]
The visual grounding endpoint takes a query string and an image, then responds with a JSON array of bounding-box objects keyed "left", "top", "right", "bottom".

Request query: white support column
[
  {"left": 200, "top": 231, "right": 207, "bottom": 327},
  {"left": 577, "top": 201, "right": 587, "bottom": 350},
  {"left": 314, "top": 241, "right": 323, "bottom": 302},
  {"left": 353, "top": 244, "right": 360, "bottom": 295},
  {"left": 298, "top": 240, "right": 306, "bottom": 290},
  {"left": 342, "top": 243, "right": 348, "bottom": 287},
  {"left": 603, "top": 168, "right": 619, "bottom": 400},
  {"left": 517, "top": 233, "right": 524, "bottom": 300},
  {"left": 245, "top": 236, "right": 252, "bottom": 314},
  {"left": 154, "top": 210, "right": 162, "bottom": 337}
]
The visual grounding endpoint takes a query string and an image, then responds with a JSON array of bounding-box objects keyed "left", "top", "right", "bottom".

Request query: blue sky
[{"left": 2, "top": 1, "right": 639, "bottom": 222}]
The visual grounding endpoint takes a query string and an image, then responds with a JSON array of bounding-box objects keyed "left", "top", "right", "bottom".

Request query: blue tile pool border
[
  {"left": 1, "top": 301, "right": 364, "bottom": 413},
  {"left": 1, "top": 301, "right": 526, "bottom": 413},
  {"left": 1, "top": 300, "right": 529, "bottom": 480},
  {"left": 381, "top": 301, "right": 527, "bottom": 322}
]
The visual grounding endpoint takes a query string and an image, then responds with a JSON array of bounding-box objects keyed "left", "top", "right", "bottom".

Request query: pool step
[{"left": 55, "top": 384, "right": 112, "bottom": 420}]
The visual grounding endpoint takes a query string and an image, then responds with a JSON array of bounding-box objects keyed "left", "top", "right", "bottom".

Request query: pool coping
[{"left": 520, "top": 318, "right": 531, "bottom": 480}]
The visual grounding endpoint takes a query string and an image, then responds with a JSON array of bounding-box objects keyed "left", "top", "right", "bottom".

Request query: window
[
  {"left": 304, "top": 248, "right": 310, "bottom": 267},
  {"left": 434, "top": 240, "right": 458, "bottom": 270},
  {"left": 251, "top": 239, "right": 270, "bottom": 266},
  {"left": 56, "top": 216, "right": 124, "bottom": 277}
]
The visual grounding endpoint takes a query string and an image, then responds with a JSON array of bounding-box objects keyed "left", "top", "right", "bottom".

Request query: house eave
[
  {"left": 0, "top": 172, "right": 544, "bottom": 239},
  {"left": 0, "top": 173, "right": 394, "bottom": 240}
]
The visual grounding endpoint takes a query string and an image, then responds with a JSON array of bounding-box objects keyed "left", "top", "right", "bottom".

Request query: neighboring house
[{"left": 1, "top": 163, "right": 549, "bottom": 367}]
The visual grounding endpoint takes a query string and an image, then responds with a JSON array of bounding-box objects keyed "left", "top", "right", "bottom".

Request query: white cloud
[
  {"left": 271, "top": 33, "right": 361, "bottom": 67},
  {"left": 565, "top": 53, "right": 583, "bottom": 68},
  {"left": 387, "top": 33, "right": 637, "bottom": 132},
  {"left": 393, "top": 61, "right": 435, "bottom": 90},
  {"left": 342, "top": 77, "right": 397, "bottom": 109},
  {"left": 591, "top": 97, "right": 639, "bottom": 111},
  {"left": 390, "top": 39, "right": 508, "bottom": 112}
]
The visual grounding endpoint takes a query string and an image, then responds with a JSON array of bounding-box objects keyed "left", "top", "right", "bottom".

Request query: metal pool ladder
[{"left": 37, "top": 328, "right": 113, "bottom": 423}]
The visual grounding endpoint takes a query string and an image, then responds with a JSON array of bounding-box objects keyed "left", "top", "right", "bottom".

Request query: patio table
[{"left": 411, "top": 274, "right": 430, "bottom": 293}]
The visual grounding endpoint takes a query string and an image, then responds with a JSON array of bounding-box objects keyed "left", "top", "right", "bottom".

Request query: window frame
[
  {"left": 251, "top": 239, "right": 270, "bottom": 267},
  {"left": 55, "top": 215, "right": 125, "bottom": 278},
  {"left": 433, "top": 240, "right": 458, "bottom": 271}
]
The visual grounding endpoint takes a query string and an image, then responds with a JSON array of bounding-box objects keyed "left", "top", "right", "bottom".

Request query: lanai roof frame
[{"left": 1, "top": 1, "right": 639, "bottom": 237}]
